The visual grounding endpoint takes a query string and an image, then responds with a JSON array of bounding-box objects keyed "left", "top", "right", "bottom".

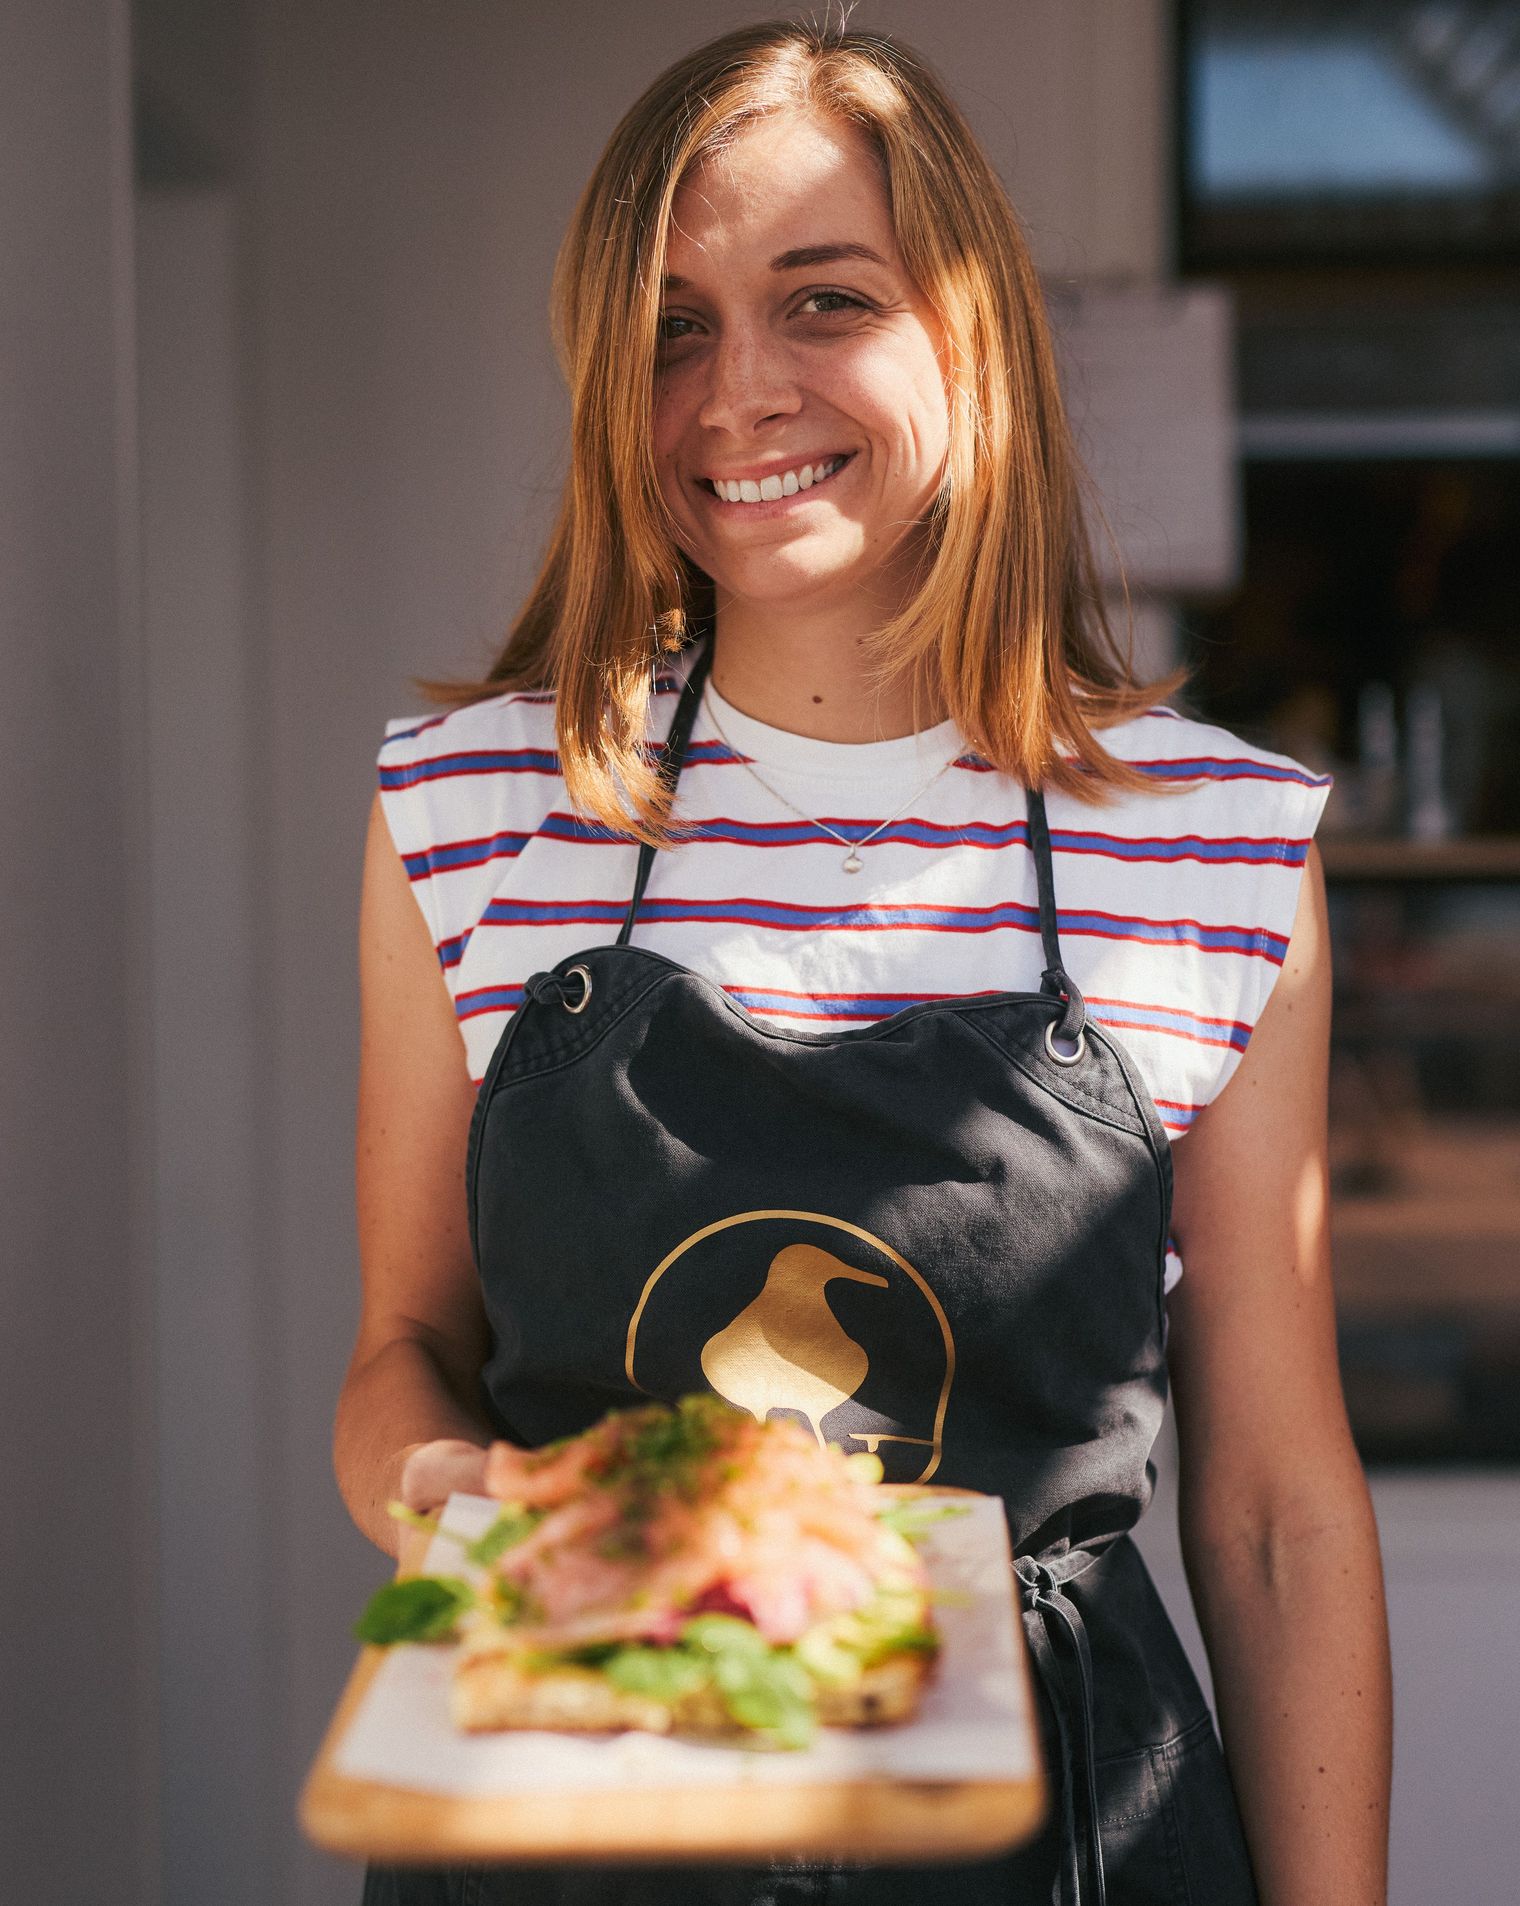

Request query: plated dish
[{"left": 358, "top": 1393, "right": 958, "bottom": 1750}]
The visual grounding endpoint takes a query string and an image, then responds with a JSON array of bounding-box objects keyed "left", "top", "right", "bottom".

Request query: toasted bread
[{"left": 450, "top": 1635, "right": 934, "bottom": 1736}]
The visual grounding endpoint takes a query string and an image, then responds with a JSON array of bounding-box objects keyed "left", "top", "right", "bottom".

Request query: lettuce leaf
[
  {"left": 354, "top": 1575, "right": 476, "bottom": 1645},
  {"left": 465, "top": 1503, "right": 545, "bottom": 1566},
  {"left": 601, "top": 1645, "right": 713, "bottom": 1702},
  {"left": 872, "top": 1499, "right": 970, "bottom": 1542},
  {"left": 712, "top": 1650, "right": 816, "bottom": 1749}
]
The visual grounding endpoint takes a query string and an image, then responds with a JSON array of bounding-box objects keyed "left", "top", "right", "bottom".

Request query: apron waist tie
[{"left": 1014, "top": 1551, "right": 1107, "bottom": 1906}]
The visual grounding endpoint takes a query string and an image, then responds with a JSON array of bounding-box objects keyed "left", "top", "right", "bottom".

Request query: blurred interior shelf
[
  {"left": 1238, "top": 410, "right": 1520, "bottom": 461},
  {"left": 1333, "top": 1210, "right": 1520, "bottom": 1315},
  {"left": 1332, "top": 1120, "right": 1520, "bottom": 1315},
  {"left": 1320, "top": 836, "right": 1520, "bottom": 882}
]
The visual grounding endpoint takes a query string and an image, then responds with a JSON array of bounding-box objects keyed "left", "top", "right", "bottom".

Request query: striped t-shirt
[{"left": 377, "top": 637, "right": 1332, "bottom": 1293}]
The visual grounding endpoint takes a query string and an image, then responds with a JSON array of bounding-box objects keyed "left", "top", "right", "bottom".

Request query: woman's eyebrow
[
  {"left": 662, "top": 241, "right": 891, "bottom": 291},
  {"left": 769, "top": 241, "right": 891, "bottom": 272}
]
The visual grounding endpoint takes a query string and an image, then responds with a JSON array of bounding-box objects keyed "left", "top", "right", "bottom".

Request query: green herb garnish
[
  {"left": 602, "top": 1645, "right": 714, "bottom": 1702},
  {"left": 712, "top": 1650, "right": 816, "bottom": 1749},
  {"left": 674, "top": 1612, "right": 817, "bottom": 1747},
  {"left": 679, "top": 1612, "right": 771, "bottom": 1659},
  {"left": 353, "top": 1575, "right": 476, "bottom": 1645},
  {"left": 384, "top": 1499, "right": 441, "bottom": 1535},
  {"left": 465, "top": 1503, "right": 544, "bottom": 1566},
  {"left": 873, "top": 1498, "right": 971, "bottom": 1542},
  {"left": 867, "top": 1623, "right": 940, "bottom": 1658}
]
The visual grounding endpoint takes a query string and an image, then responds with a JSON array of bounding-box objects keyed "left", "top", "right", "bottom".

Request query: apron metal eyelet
[
  {"left": 562, "top": 964, "right": 593, "bottom": 1014},
  {"left": 1044, "top": 1018, "right": 1086, "bottom": 1066}
]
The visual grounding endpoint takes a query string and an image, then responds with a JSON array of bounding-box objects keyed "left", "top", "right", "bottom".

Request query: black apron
[{"left": 364, "top": 635, "right": 1259, "bottom": 1906}]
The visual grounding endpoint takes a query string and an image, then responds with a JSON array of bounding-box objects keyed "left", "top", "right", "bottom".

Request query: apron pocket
[
  {"left": 1158, "top": 1713, "right": 1260, "bottom": 1906},
  {"left": 1093, "top": 1731, "right": 1188, "bottom": 1906}
]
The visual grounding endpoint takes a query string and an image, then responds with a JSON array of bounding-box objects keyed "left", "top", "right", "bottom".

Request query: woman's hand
[{"left": 397, "top": 1438, "right": 492, "bottom": 1514}]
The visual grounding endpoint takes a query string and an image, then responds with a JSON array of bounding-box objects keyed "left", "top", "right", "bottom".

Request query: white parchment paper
[{"left": 333, "top": 1491, "right": 1036, "bottom": 1796}]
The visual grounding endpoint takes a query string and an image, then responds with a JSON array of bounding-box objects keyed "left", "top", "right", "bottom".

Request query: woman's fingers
[{"left": 397, "top": 1438, "right": 491, "bottom": 1512}]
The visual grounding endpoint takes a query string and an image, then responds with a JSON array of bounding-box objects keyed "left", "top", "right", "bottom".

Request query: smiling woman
[
  {"left": 341, "top": 17, "right": 1391, "bottom": 1906},
  {"left": 409, "top": 16, "right": 1188, "bottom": 823},
  {"left": 651, "top": 110, "right": 952, "bottom": 690}
]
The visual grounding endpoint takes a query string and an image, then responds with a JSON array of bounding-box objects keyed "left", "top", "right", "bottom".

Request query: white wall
[
  {"left": 137, "top": 187, "right": 276, "bottom": 1906},
  {"left": 1, "top": 3, "right": 160, "bottom": 1902}
]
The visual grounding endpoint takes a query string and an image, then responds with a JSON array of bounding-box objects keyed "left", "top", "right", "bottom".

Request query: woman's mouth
[{"left": 697, "top": 452, "right": 855, "bottom": 512}]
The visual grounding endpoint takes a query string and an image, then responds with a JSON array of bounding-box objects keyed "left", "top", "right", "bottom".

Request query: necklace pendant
[{"left": 842, "top": 848, "right": 864, "bottom": 874}]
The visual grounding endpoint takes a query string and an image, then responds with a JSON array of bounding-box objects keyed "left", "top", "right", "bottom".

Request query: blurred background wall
[{"left": 5, "top": 2, "right": 1518, "bottom": 1902}]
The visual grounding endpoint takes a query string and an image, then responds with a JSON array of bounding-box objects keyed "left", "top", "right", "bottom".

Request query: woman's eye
[
  {"left": 800, "top": 290, "right": 867, "bottom": 317},
  {"left": 656, "top": 291, "right": 868, "bottom": 353}
]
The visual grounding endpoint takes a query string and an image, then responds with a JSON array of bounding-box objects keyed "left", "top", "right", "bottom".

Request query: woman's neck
[{"left": 706, "top": 596, "right": 947, "bottom": 744}]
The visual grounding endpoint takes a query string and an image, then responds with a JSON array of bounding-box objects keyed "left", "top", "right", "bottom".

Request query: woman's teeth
[{"left": 708, "top": 455, "right": 848, "bottom": 504}]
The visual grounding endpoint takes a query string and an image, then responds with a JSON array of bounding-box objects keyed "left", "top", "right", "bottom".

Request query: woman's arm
[
  {"left": 1166, "top": 840, "right": 1392, "bottom": 1906},
  {"left": 334, "top": 789, "right": 501, "bottom": 1559}
]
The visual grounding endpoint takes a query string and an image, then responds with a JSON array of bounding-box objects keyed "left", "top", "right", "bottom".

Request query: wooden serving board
[{"left": 300, "top": 1483, "right": 1046, "bottom": 1866}]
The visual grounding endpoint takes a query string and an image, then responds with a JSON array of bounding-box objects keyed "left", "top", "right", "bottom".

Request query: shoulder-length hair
[{"left": 417, "top": 16, "right": 1191, "bottom": 846}]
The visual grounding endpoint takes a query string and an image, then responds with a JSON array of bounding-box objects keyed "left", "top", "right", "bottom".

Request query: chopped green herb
[
  {"left": 384, "top": 1499, "right": 441, "bottom": 1535},
  {"left": 353, "top": 1575, "right": 475, "bottom": 1645},
  {"left": 557, "top": 1641, "right": 622, "bottom": 1667},
  {"left": 860, "top": 1623, "right": 941, "bottom": 1663},
  {"left": 873, "top": 1499, "right": 971, "bottom": 1542},
  {"left": 595, "top": 1524, "right": 650, "bottom": 1562},
  {"left": 488, "top": 1576, "right": 539, "bottom": 1626},
  {"left": 465, "top": 1503, "right": 544, "bottom": 1566}
]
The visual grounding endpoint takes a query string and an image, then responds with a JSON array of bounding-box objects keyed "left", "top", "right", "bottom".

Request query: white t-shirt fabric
[{"left": 377, "top": 638, "right": 1332, "bottom": 1294}]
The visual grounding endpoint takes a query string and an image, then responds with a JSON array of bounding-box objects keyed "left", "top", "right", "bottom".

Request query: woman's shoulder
[
  {"left": 1054, "top": 701, "right": 1335, "bottom": 853},
  {"left": 377, "top": 682, "right": 560, "bottom": 771},
  {"left": 1054, "top": 702, "right": 1336, "bottom": 1140},
  {"left": 378, "top": 652, "right": 694, "bottom": 769},
  {"left": 1084, "top": 700, "right": 1335, "bottom": 796}
]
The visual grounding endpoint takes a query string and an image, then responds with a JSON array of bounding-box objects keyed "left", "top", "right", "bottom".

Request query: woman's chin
[{"left": 702, "top": 546, "right": 872, "bottom": 610}]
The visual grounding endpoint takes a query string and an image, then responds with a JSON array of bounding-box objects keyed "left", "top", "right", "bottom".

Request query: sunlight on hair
[{"left": 414, "top": 18, "right": 1194, "bottom": 847}]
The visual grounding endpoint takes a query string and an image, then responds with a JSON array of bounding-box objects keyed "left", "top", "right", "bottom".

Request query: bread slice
[{"left": 449, "top": 1625, "right": 935, "bottom": 1737}]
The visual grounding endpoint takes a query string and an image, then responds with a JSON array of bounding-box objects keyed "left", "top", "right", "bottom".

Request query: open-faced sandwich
[{"left": 355, "top": 1393, "right": 953, "bottom": 1750}]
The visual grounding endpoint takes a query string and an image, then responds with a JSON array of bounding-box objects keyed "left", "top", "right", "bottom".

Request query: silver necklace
[{"left": 700, "top": 682, "right": 961, "bottom": 874}]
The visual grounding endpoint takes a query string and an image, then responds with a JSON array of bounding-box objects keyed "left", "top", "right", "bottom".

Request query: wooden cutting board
[{"left": 299, "top": 1483, "right": 1047, "bottom": 1866}]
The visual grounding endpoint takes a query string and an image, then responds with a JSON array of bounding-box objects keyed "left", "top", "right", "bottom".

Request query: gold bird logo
[
  {"left": 625, "top": 1209, "right": 954, "bottom": 1482},
  {"left": 700, "top": 1242, "right": 889, "bottom": 1445}
]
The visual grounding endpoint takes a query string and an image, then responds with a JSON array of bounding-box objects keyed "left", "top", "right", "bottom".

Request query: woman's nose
[{"left": 695, "top": 322, "right": 801, "bottom": 435}]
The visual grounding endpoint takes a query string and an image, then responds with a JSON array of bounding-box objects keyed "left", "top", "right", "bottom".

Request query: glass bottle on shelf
[
  {"left": 1405, "top": 682, "right": 1452, "bottom": 842},
  {"left": 1355, "top": 680, "right": 1400, "bottom": 836}
]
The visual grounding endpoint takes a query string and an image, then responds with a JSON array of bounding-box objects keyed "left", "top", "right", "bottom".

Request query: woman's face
[{"left": 652, "top": 109, "right": 951, "bottom": 617}]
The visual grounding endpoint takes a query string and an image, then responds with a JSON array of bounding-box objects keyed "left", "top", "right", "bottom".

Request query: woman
[{"left": 338, "top": 19, "right": 1392, "bottom": 1906}]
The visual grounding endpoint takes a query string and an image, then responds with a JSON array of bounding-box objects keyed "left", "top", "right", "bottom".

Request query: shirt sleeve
[
  {"left": 374, "top": 712, "right": 453, "bottom": 967},
  {"left": 1208, "top": 762, "right": 1335, "bottom": 1102}
]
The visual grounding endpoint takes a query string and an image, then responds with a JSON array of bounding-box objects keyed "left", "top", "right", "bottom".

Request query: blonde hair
[{"left": 417, "top": 16, "right": 1192, "bottom": 845}]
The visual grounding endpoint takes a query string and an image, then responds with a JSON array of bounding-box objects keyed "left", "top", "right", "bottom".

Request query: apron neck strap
[
  {"left": 1025, "top": 785, "right": 1065, "bottom": 987},
  {"left": 616, "top": 631, "right": 714, "bottom": 947},
  {"left": 1026, "top": 786, "right": 1085, "bottom": 1039},
  {"left": 616, "top": 638, "right": 1084, "bottom": 1050}
]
